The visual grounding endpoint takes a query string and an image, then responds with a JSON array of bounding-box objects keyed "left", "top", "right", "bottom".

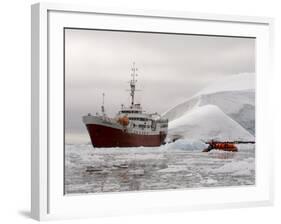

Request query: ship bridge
[{"left": 119, "top": 103, "right": 142, "bottom": 114}]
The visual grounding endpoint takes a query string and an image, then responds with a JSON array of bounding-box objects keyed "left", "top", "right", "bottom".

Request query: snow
[
  {"left": 164, "top": 90, "right": 255, "bottom": 135},
  {"left": 168, "top": 105, "right": 254, "bottom": 142},
  {"left": 163, "top": 73, "right": 255, "bottom": 140}
]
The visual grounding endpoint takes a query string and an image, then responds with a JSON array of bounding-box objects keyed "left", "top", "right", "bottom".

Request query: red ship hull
[{"left": 86, "top": 124, "right": 167, "bottom": 147}]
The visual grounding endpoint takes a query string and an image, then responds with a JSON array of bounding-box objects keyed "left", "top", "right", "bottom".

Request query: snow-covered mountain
[{"left": 163, "top": 73, "right": 255, "bottom": 141}]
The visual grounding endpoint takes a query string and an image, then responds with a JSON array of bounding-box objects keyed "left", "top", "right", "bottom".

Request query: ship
[{"left": 82, "top": 63, "right": 168, "bottom": 148}]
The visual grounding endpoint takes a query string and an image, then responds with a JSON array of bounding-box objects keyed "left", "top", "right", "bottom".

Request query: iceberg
[{"left": 163, "top": 73, "right": 255, "bottom": 141}]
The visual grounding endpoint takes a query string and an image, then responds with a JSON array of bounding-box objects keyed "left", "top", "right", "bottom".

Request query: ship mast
[
  {"left": 130, "top": 62, "right": 138, "bottom": 106},
  {"left": 101, "top": 92, "right": 106, "bottom": 116}
]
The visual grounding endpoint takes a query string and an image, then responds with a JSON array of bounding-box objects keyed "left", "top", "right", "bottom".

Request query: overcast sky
[{"left": 65, "top": 28, "right": 255, "bottom": 144}]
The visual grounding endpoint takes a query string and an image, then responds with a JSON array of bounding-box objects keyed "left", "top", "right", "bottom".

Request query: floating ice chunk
[
  {"left": 232, "top": 169, "right": 252, "bottom": 176},
  {"left": 202, "top": 178, "right": 218, "bottom": 184},
  {"left": 211, "top": 159, "right": 254, "bottom": 174},
  {"left": 129, "top": 169, "right": 145, "bottom": 175},
  {"left": 158, "top": 165, "right": 187, "bottom": 173},
  {"left": 164, "top": 139, "right": 208, "bottom": 151}
]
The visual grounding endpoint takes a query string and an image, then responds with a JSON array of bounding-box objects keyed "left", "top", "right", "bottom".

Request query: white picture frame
[{"left": 31, "top": 2, "right": 274, "bottom": 221}]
